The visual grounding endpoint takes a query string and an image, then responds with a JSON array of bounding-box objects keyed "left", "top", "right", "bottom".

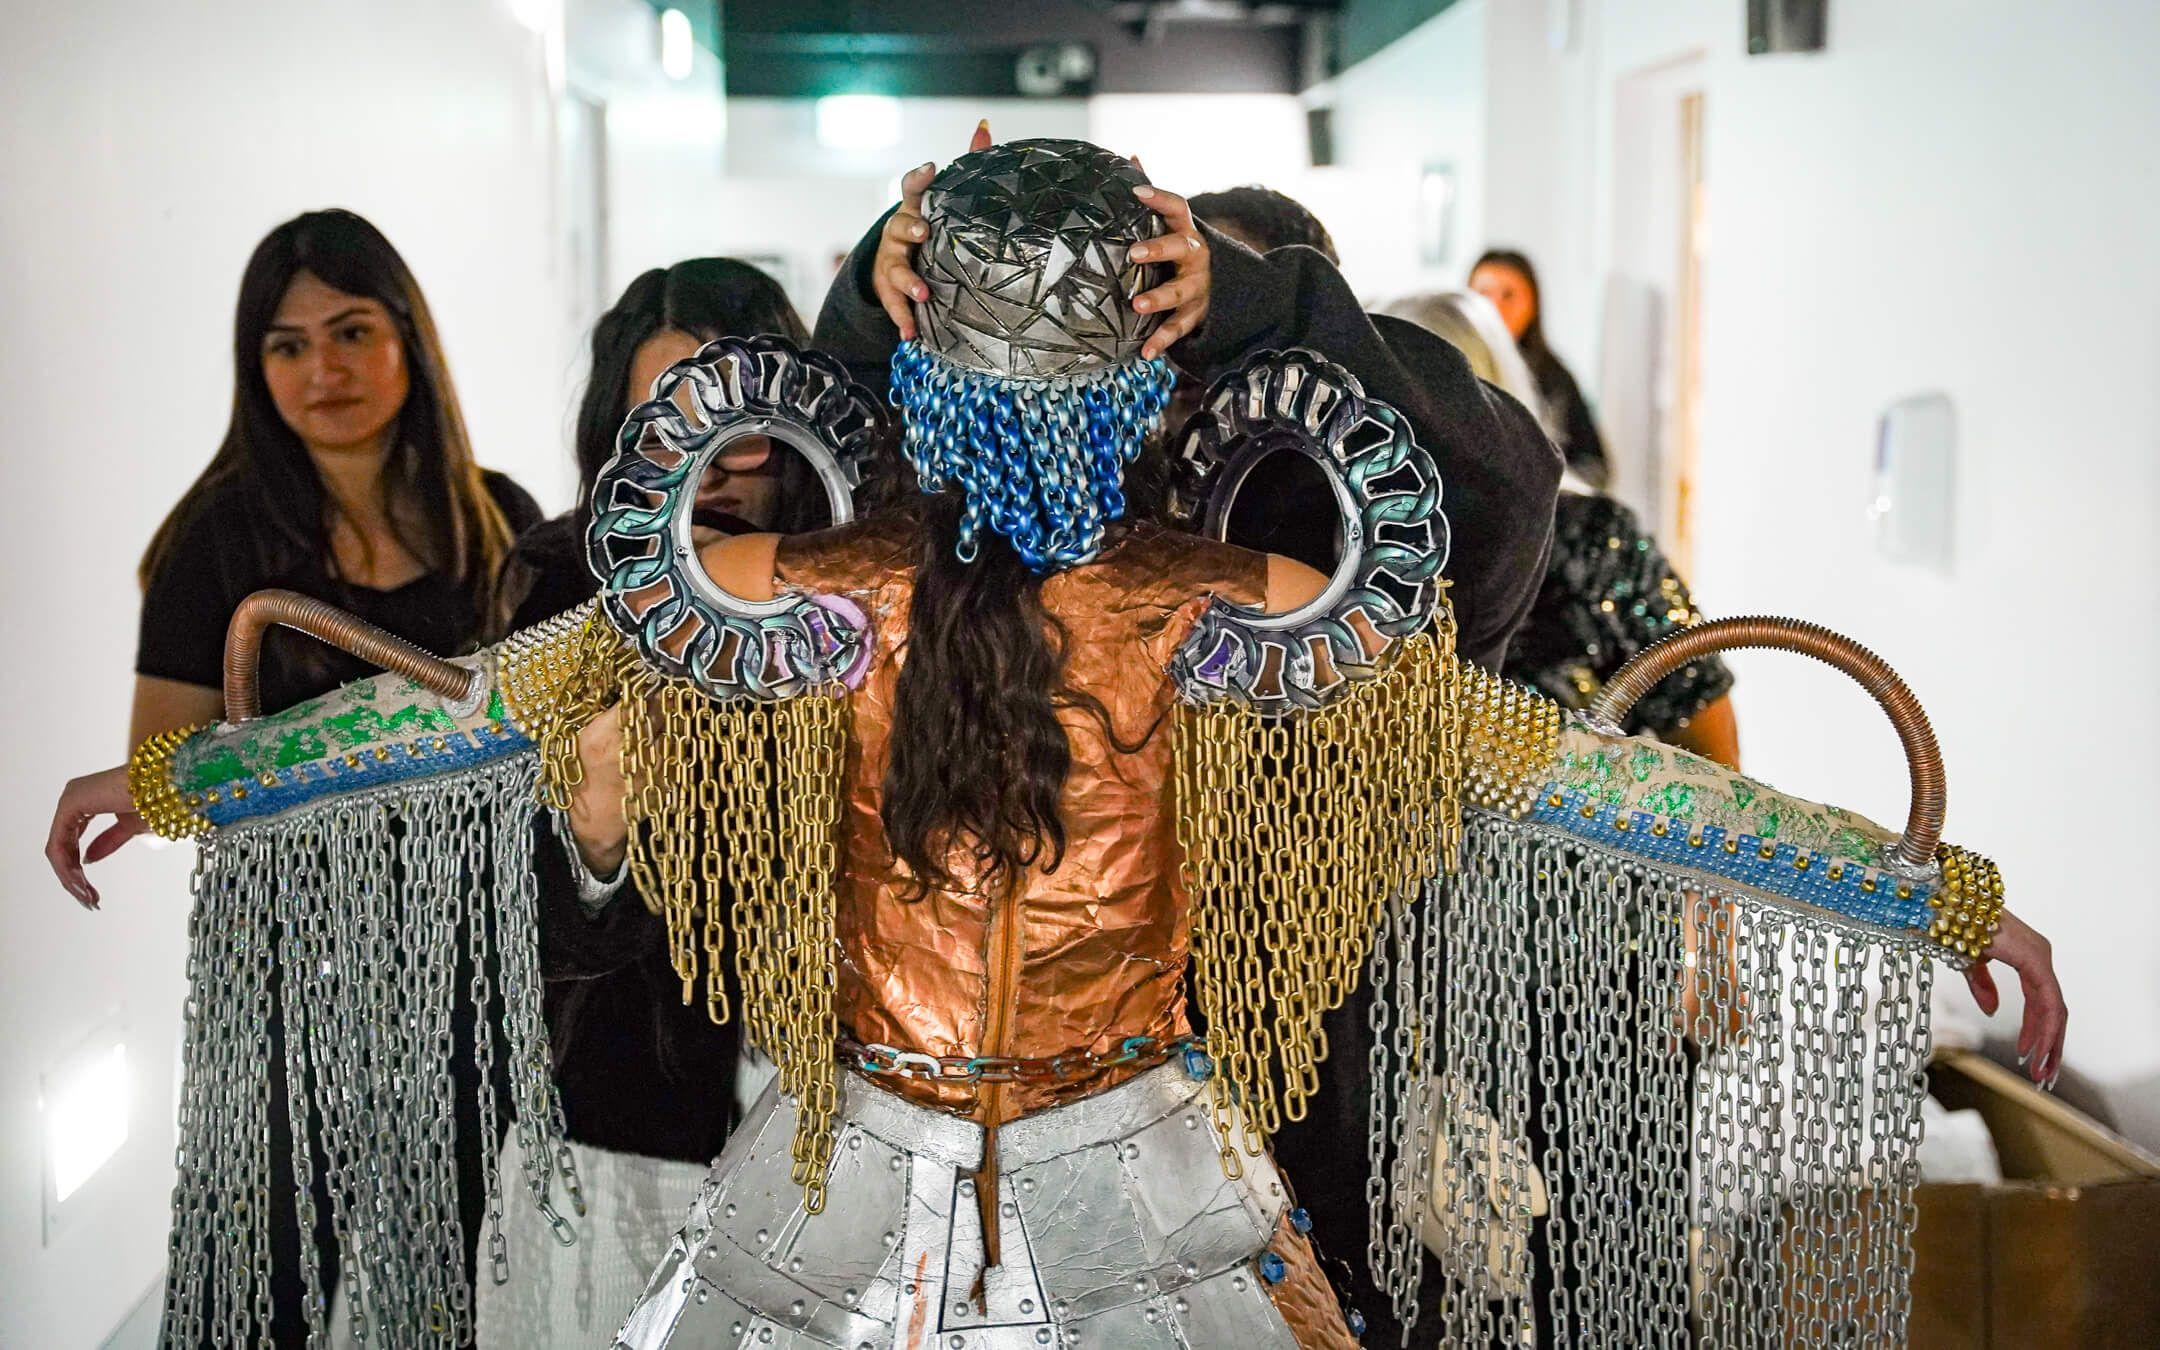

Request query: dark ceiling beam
[
  {"left": 1083, "top": 0, "right": 1340, "bottom": 25},
  {"left": 722, "top": 0, "right": 1324, "bottom": 95}
]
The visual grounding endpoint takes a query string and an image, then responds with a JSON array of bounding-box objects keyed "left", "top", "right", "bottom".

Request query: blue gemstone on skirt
[
  {"left": 1183, "top": 1048, "right": 1215, "bottom": 1080},
  {"left": 1288, "top": 1207, "right": 1313, "bottom": 1234},
  {"left": 1258, "top": 1251, "right": 1287, "bottom": 1285},
  {"left": 1347, "top": 1308, "right": 1367, "bottom": 1338}
]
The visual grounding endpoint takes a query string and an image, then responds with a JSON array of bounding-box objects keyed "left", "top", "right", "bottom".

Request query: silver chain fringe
[
  {"left": 1368, "top": 810, "right": 1935, "bottom": 1347},
  {"left": 161, "top": 755, "right": 578, "bottom": 1348}
]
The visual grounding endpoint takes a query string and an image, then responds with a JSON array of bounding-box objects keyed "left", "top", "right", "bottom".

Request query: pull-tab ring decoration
[
  {"left": 1167, "top": 348, "right": 1450, "bottom": 713},
  {"left": 587, "top": 335, "right": 886, "bottom": 699}
]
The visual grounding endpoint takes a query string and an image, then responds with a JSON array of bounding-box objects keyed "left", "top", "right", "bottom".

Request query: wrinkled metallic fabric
[
  {"left": 615, "top": 1061, "right": 1343, "bottom": 1349},
  {"left": 774, "top": 515, "right": 1267, "bottom": 1126}
]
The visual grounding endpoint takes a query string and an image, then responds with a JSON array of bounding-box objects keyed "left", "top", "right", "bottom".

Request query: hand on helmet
[{"left": 871, "top": 122, "right": 1211, "bottom": 361}]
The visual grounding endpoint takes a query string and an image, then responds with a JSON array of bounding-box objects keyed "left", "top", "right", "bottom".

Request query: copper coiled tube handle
[
  {"left": 222, "top": 588, "right": 479, "bottom": 723},
  {"left": 1586, "top": 615, "right": 1945, "bottom": 870}
]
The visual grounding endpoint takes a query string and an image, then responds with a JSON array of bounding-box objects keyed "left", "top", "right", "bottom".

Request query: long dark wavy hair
[
  {"left": 139, "top": 209, "right": 516, "bottom": 636},
  {"left": 878, "top": 449, "right": 1170, "bottom": 900},
  {"left": 572, "top": 257, "right": 816, "bottom": 529}
]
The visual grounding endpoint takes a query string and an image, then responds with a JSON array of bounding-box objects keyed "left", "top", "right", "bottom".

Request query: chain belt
[{"left": 840, "top": 1034, "right": 1205, "bottom": 1084}]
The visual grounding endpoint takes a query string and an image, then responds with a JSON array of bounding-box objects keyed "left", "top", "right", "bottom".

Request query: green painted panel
[{"left": 1336, "top": 0, "right": 1466, "bottom": 74}]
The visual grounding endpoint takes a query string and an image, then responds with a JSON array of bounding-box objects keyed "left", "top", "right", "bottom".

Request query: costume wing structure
[
  {"left": 1166, "top": 351, "right": 2003, "bottom": 1345},
  {"left": 127, "top": 335, "right": 888, "bottom": 1344},
  {"left": 131, "top": 624, "right": 587, "bottom": 1348}
]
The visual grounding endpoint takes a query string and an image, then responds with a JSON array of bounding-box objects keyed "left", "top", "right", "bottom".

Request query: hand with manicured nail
[
  {"left": 1126, "top": 183, "right": 1211, "bottom": 362},
  {"left": 871, "top": 122, "right": 997, "bottom": 342},
  {"left": 46, "top": 763, "right": 143, "bottom": 910},
  {"left": 871, "top": 160, "right": 938, "bottom": 342},
  {"left": 1963, "top": 909, "right": 2069, "bottom": 1087}
]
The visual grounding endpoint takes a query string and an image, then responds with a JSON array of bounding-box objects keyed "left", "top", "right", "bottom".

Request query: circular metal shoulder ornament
[
  {"left": 586, "top": 334, "right": 886, "bottom": 699},
  {"left": 1167, "top": 348, "right": 1450, "bottom": 713}
]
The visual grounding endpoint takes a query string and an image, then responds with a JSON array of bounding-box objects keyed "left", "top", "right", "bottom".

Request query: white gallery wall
[
  {"left": 0, "top": 2, "right": 727, "bottom": 1343},
  {"left": 707, "top": 94, "right": 1320, "bottom": 323},
  {"left": 1685, "top": 1, "right": 2160, "bottom": 1146},
  {"left": 1315, "top": 0, "right": 1489, "bottom": 300},
  {"left": 1333, "top": 0, "right": 2160, "bottom": 1141}
]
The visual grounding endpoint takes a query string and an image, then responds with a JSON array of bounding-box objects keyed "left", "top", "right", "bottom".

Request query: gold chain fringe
[
  {"left": 1174, "top": 621, "right": 1464, "bottom": 1172},
  {"left": 505, "top": 605, "right": 631, "bottom": 812},
  {"left": 534, "top": 633, "right": 849, "bottom": 1213}
]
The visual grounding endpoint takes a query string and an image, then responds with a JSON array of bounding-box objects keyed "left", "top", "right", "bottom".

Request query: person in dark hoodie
[
  {"left": 814, "top": 155, "right": 1559, "bottom": 1345},
  {"left": 822, "top": 172, "right": 1561, "bottom": 675}
]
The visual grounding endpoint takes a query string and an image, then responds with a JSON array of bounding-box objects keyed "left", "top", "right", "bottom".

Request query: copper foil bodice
[{"left": 776, "top": 513, "right": 1267, "bottom": 1124}]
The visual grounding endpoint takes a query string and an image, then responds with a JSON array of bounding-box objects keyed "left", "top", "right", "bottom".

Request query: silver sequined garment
[{"left": 615, "top": 1062, "right": 1306, "bottom": 1349}]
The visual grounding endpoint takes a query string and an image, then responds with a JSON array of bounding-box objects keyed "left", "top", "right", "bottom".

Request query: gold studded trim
[
  {"left": 1459, "top": 665, "right": 1564, "bottom": 818},
  {"left": 1930, "top": 843, "right": 2005, "bottom": 962},
  {"left": 501, "top": 602, "right": 648, "bottom": 814},
  {"left": 499, "top": 601, "right": 607, "bottom": 737},
  {"left": 128, "top": 724, "right": 212, "bottom": 840}
]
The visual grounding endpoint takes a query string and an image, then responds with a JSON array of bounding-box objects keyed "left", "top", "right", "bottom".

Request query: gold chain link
[
  {"left": 611, "top": 677, "right": 849, "bottom": 1214},
  {"left": 526, "top": 613, "right": 850, "bottom": 1213},
  {"left": 1175, "top": 615, "right": 1466, "bottom": 1172}
]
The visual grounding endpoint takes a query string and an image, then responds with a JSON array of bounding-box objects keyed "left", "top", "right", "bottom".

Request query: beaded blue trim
[
  {"left": 1528, "top": 785, "right": 1935, "bottom": 933},
  {"left": 198, "top": 721, "right": 532, "bottom": 829}
]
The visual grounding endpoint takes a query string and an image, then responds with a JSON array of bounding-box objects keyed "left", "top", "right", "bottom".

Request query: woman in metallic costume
[
  {"left": 54, "top": 138, "right": 2068, "bottom": 1350},
  {"left": 561, "top": 139, "right": 1371, "bottom": 1347}
]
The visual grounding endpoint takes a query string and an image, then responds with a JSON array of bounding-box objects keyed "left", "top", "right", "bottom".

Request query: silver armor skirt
[{"left": 615, "top": 1060, "right": 1317, "bottom": 1349}]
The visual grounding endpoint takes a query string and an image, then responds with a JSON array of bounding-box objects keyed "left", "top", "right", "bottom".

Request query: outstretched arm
[
  {"left": 561, "top": 530, "right": 784, "bottom": 875},
  {"left": 47, "top": 764, "right": 137, "bottom": 909},
  {"left": 1542, "top": 719, "right": 2066, "bottom": 1086},
  {"left": 1966, "top": 911, "right": 2068, "bottom": 1087}
]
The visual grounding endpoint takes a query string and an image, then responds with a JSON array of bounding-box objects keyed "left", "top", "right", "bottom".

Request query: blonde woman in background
[{"left": 1383, "top": 289, "right": 1741, "bottom": 768}]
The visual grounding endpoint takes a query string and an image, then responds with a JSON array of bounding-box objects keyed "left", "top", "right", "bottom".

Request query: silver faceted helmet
[{"left": 913, "top": 138, "right": 1166, "bottom": 380}]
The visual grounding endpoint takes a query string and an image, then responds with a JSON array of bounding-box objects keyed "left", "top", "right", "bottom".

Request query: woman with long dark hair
[
  {"left": 127, "top": 208, "right": 540, "bottom": 1347},
  {"left": 484, "top": 257, "right": 815, "bottom": 1345},
  {"left": 503, "top": 257, "right": 815, "bottom": 630},
  {"left": 570, "top": 142, "right": 1381, "bottom": 1346},
  {"left": 134, "top": 208, "right": 539, "bottom": 741},
  {"left": 1471, "top": 246, "right": 1611, "bottom": 489}
]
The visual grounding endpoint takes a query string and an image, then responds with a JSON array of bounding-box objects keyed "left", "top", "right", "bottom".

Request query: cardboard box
[{"left": 1909, "top": 1049, "right": 2160, "bottom": 1349}]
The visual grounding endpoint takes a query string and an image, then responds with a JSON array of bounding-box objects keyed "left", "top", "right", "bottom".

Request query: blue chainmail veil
[
  {"left": 891, "top": 343, "right": 1170, "bottom": 572},
  {"left": 891, "top": 138, "right": 1173, "bottom": 573}
]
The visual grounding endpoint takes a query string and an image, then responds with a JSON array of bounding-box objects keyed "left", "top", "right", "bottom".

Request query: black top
[
  {"left": 810, "top": 222, "right": 1563, "bottom": 673},
  {"left": 1503, "top": 492, "right": 1733, "bottom": 739},
  {"left": 136, "top": 471, "right": 543, "bottom": 715},
  {"left": 814, "top": 220, "right": 1563, "bottom": 1337},
  {"left": 1529, "top": 347, "right": 1610, "bottom": 489},
  {"left": 510, "top": 515, "right": 747, "bottom": 1163}
]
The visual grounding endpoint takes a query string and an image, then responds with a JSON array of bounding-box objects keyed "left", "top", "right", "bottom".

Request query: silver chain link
[
  {"left": 1367, "top": 810, "right": 1939, "bottom": 1347},
  {"left": 161, "top": 755, "right": 576, "bottom": 1347}
]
